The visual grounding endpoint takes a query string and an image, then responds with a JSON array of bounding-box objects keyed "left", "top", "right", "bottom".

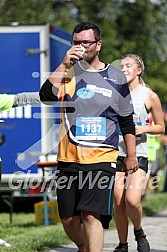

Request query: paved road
[{"left": 47, "top": 209, "right": 167, "bottom": 252}]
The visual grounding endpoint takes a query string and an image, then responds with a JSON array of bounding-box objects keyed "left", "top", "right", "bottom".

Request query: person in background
[
  {"left": 0, "top": 92, "right": 40, "bottom": 111},
  {"left": 157, "top": 111, "right": 167, "bottom": 192},
  {"left": 145, "top": 114, "right": 161, "bottom": 195},
  {"left": 113, "top": 54, "right": 164, "bottom": 252},
  {"left": 39, "top": 21, "right": 138, "bottom": 252},
  {"left": 0, "top": 92, "right": 40, "bottom": 183}
]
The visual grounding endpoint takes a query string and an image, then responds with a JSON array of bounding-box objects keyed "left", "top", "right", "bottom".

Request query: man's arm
[
  {"left": 123, "top": 134, "right": 138, "bottom": 174},
  {"left": 118, "top": 114, "right": 138, "bottom": 173},
  {"left": 39, "top": 58, "right": 69, "bottom": 104},
  {"left": 39, "top": 45, "right": 85, "bottom": 103}
]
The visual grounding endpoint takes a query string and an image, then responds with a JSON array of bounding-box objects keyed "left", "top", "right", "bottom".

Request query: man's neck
[
  {"left": 78, "top": 58, "right": 106, "bottom": 71},
  {"left": 91, "top": 61, "right": 105, "bottom": 70},
  {"left": 88, "top": 57, "right": 105, "bottom": 70}
]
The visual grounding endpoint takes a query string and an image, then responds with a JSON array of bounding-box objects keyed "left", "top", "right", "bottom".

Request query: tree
[{"left": 112, "top": 0, "right": 167, "bottom": 104}]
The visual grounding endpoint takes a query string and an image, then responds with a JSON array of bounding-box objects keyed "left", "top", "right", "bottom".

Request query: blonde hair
[{"left": 122, "top": 54, "right": 145, "bottom": 85}]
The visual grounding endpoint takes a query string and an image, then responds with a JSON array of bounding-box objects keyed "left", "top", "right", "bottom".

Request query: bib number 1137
[{"left": 75, "top": 117, "right": 106, "bottom": 140}]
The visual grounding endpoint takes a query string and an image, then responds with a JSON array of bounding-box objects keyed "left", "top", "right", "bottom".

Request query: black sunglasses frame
[{"left": 71, "top": 40, "right": 98, "bottom": 46}]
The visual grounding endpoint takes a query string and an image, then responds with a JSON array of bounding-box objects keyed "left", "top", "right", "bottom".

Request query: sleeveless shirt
[{"left": 119, "top": 85, "right": 150, "bottom": 157}]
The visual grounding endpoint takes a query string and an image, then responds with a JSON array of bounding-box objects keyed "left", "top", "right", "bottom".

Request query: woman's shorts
[{"left": 56, "top": 161, "right": 116, "bottom": 229}]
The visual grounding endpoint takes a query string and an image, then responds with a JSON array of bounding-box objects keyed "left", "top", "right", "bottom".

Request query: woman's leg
[
  {"left": 125, "top": 169, "right": 145, "bottom": 230},
  {"left": 125, "top": 169, "right": 150, "bottom": 251}
]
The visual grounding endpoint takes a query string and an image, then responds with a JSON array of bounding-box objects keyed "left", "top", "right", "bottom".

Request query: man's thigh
[
  {"left": 56, "top": 170, "right": 80, "bottom": 218},
  {"left": 77, "top": 170, "right": 115, "bottom": 217}
]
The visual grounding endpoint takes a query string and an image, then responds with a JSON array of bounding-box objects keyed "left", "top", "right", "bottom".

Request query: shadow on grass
[
  {"left": 142, "top": 206, "right": 157, "bottom": 216},
  {"left": 143, "top": 206, "right": 167, "bottom": 217}
]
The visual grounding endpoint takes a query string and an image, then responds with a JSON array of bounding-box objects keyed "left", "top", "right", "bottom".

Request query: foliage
[
  {"left": 113, "top": 0, "right": 167, "bottom": 104},
  {"left": 0, "top": 0, "right": 167, "bottom": 104}
]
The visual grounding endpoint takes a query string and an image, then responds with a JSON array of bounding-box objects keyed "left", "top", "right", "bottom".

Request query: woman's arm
[{"left": 135, "top": 91, "right": 165, "bottom": 135}]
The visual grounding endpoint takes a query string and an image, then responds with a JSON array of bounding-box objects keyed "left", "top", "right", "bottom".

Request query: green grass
[
  {"left": 142, "top": 192, "right": 167, "bottom": 216},
  {"left": 0, "top": 213, "right": 69, "bottom": 252},
  {"left": 0, "top": 192, "right": 167, "bottom": 252}
]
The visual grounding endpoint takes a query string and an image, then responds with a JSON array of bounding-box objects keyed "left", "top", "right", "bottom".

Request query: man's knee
[
  {"left": 61, "top": 217, "right": 73, "bottom": 226},
  {"left": 81, "top": 210, "right": 100, "bottom": 224},
  {"left": 61, "top": 216, "right": 81, "bottom": 228}
]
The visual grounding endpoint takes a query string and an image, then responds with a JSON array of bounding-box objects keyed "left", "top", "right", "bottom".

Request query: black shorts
[
  {"left": 56, "top": 162, "right": 116, "bottom": 229},
  {"left": 116, "top": 156, "right": 148, "bottom": 173}
]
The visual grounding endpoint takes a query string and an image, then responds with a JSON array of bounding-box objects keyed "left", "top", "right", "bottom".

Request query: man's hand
[
  {"left": 63, "top": 45, "right": 85, "bottom": 67},
  {"left": 123, "top": 155, "right": 138, "bottom": 175},
  {"left": 135, "top": 125, "right": 146, "bottom": 135}
]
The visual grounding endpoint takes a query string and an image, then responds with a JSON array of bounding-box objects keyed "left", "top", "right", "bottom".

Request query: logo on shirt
[
  {"left": 103, "top": 77, "right": 117, "bottom": 82},
  {"left": 77, "top": 88, "right": 94, "bottom": 99},
  {"left": 87, "top": 84, "right": 112, "bottom": 98}
]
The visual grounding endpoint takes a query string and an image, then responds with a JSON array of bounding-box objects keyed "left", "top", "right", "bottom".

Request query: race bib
[{"left": 75, "top": 117, "right": 106, "bottom": 140}]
